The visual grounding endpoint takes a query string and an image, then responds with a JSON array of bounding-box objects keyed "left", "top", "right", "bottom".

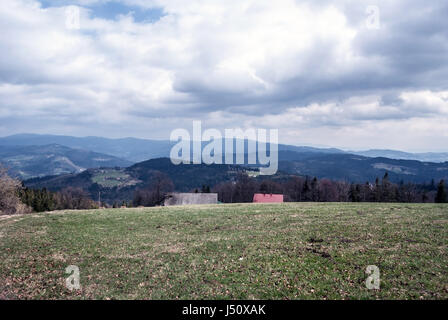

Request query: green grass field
[{"left": 0, "top": 203, "right": 447, "bottom": 300}]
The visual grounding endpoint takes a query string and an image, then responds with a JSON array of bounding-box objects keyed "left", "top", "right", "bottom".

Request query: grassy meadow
[{"left": 0, "top": 202, "right": 447, "bottom": 299}]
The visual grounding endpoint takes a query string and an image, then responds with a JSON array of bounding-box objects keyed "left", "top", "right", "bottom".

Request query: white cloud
[{"left": 0, "top": 0, "right": 447, "bottom": 151}]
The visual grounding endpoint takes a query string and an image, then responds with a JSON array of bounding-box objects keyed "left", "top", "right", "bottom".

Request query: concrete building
[{"left": 164, "top": 193, "right": 218, "bottom": 206}]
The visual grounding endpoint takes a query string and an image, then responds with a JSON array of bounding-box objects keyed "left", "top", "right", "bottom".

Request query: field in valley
[{"left": 0, "top": 203, "right": 447, "bottom": 299}]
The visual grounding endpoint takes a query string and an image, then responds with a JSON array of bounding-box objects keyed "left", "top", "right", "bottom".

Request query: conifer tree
[{"left": 436, "top": 180, "right": 447, "bottom": 203}]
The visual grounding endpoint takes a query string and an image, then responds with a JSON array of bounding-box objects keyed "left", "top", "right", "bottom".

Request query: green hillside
[
  {"left": 0, "top": 203, "right": 446, "bottom": 299},
  {"left": 0, "top": 144, "right": 132, "bottom": 180},
  {"left": 24, "top": 158, "right": 248, "bottom": 203}
]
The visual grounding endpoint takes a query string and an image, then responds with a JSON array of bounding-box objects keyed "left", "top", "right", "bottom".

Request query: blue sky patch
[{"left": 39, "top": 0, "right": 165, "bottom": 23}]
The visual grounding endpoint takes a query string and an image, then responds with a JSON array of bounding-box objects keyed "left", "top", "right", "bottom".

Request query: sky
[{"left": 0, "top": 0, "right": 447, "bottom": 152}]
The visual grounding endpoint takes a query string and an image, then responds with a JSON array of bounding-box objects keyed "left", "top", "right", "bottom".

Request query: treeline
[
  {"left": 19, "top": 187, "right": 99, "bottom": 212},
  {"left": 2, "top": 163, "right": 447, "bottom": 215},
  {"left": 213, "top": 172, "right": 447, "bottom": 203},
  {"left": 130, "top": 170, "right": 447, "bottom": 206},
  {"left": 1, "top": 165, "right": 100, "bottom": 215}
]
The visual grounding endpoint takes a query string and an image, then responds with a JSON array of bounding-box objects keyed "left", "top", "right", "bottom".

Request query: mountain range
[
  {"left": 3, "top": 133, "right": 447, "bottom": 163},
  {"left": 0, "top": 133, "right": 346, "bottom": 163},
  {"left": 1, "top": 134, "right": 447, "bottom": 191},
  {"left": 350, "top": 149, "right": 448, "bottom": 163},
  {"left": 0, "top": 144, "right": 131, "bottom": 180},
  {"left": 0, "top": 134, "right": 172, "bottom": 162},
  {"left": 277, "top": 151, "right": 448, "bottom": 184}
]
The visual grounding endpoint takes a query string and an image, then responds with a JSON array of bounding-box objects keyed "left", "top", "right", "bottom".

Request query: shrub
[{"left": 0, "top": 166, "right": 32, "bottom": 215}]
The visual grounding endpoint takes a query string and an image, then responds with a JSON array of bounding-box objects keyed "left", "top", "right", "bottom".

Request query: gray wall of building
[{"left": 164, "top": 193, "right": 218, "bottom": 206}]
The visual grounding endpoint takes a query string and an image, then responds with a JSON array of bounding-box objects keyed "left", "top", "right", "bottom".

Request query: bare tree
[
  {"left": 54, "top": 187, "right": 98, "bottom": 210},
  {"left": 0, "top": 166, "right": 31, "bottom": 215},
  {"left": 133, "top": 171, "right": 174, "bottom": 206},
  {"left": 318, "top": 179, "right": 339, "bottom": 202}
]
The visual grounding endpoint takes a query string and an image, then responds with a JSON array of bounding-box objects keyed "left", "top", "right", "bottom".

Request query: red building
[{"left": 253, "top": 193, "right": 284, "bottom": 203}]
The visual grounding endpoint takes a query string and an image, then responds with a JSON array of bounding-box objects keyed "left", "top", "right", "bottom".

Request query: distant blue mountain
[
  {"left": 0, "top": 144, "right": 132, "bottom": 180},
  {"left": 0, "top": 134, "right": 173, "bottom": 162},
  {"left": 0, "top": 134, "right": 346, "bottom": 163},
  {"left": 351, "top": 149, "right": 448, "bottom": 163},
  {"left": 1, "top": 134, "right": 447, "bottom": 182}
]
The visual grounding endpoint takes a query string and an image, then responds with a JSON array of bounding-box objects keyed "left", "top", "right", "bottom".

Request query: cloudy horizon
[{"left": 1, "top": 0, "right": 447, "bottom": 152}]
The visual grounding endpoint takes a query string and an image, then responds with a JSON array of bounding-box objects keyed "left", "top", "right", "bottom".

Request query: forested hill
[
  {"left": 0, "top": 144, "right": 132, "bottom": 180},
  {"left": 23, "top": 154, "right": 448, "bottom": 204},
  {"left": 277, "top": 152, "right": 448, "bottom": 184},
  {"left": 24, "top": 158, "right": 247, "bottom": 203}
]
